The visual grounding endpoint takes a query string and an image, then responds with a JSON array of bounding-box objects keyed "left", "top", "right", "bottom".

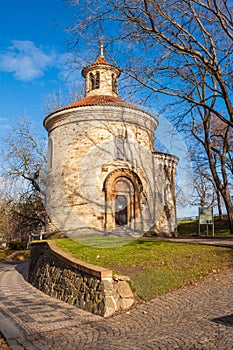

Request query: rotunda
[{"left": 44, "top": 47, "right": 178, "bottom": 238}]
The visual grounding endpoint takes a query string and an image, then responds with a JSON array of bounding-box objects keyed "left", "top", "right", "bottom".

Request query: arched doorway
[
  {"left": 114, "top": 178, "right": 134, "bottom": 227},
  {"left": 103, "top": 169, "right": 142, "bottom": 231},
  {"left": 115, "top": 195, "right": 128, "bottom": 226}
]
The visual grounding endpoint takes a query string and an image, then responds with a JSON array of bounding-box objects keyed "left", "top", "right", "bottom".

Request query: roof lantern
[{"left": 81, "top": 44, "right": 121, "bottom": 97}]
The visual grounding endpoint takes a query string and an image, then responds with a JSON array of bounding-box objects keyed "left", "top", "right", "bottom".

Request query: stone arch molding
[{"left": 103, "top": 168, "right": 143, "bottom": 231}]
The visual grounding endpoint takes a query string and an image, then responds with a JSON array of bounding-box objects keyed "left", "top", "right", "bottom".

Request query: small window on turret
[
  {"left": 89, "top": 72, "right": 100, "bottom": 90},
  {"left": 95, "top": 71, "right": 100, "bottom": 89},
  {"left": 112, "top": 74, "right": 117, "bottom": 93},
  {"left": 90, "top": 73, "right": 95, "bottom": 90}
]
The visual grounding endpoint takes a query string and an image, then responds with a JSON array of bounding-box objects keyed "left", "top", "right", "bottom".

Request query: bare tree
[
  {"left": 43, "top": 81, "right": 84, "bottom": 114},
  {"left": 0, "top": 197, "right": 14, "bottom": 243},
  {"left": 189, "top": 144, "right": 224, "bottom": 219},
  {"left": 192, "top": 171, "right": 215, "bottom": 208},
  {"left": 0, "top": 118, "right": 47, "bottom": 241},
  {"left": 66, "top": 0, "right": 233, "bottom": 233},
  {"left": 1, "top": 119, "right": 46, "bottom": 193}
]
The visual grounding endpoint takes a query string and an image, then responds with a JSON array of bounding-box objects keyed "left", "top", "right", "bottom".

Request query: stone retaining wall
[{"left": 29, "top": 241, "right": 135, "bottom": 317}]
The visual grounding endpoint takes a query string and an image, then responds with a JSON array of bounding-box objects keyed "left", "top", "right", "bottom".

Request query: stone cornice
[
  {"left": 153, "top": 151, "right": 179, "bottom": 166},
  {"left": 44, "top": 105, "right": 158, "bottom": 134}
]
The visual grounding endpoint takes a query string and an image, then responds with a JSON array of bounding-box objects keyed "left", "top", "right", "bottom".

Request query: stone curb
[
  {"left": 0, "top": 311, "right": 24, "bottom": 348},
  {"left": 30, "top": 241, "right": 113, "bottom": 278}
]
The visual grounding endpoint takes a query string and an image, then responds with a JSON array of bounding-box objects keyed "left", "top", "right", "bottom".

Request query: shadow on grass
[{"left": 62, "top": 236, "right": 164, "bottom": 249}]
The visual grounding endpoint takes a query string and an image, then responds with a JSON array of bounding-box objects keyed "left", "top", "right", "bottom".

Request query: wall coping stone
[{"left": 30, "top": 241, "right": 112, "bottom": 279}]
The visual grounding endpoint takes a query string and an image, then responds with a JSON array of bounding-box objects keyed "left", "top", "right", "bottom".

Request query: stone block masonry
[{"left": 29, "top": 241, "right": 135, "bottom": 317}]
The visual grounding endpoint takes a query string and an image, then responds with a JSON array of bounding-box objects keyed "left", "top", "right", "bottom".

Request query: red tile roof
[
  {"left": 44, "top": 95, "right": 142, "bottom": 121},
  {"left": 65, "top": 95, "right": 135, "bottom": 109},
  {"left": 93, "top": 55, "right": 109, "bottom": 65},
  {"left": 82, "top": 54, "right": 120, "bottom": 77}
]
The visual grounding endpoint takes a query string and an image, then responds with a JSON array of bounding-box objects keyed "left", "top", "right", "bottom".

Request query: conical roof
[
  {"left": 49, "top": 95, "right": 138, "bottom": 112},
  {"left": 44, "top": 48, "right": 141, "bottom": 121},
  {"left": 82, "top": 52, "right": 120, "bottom": 78}
]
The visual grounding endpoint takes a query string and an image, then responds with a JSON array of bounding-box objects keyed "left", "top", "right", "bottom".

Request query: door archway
[
  {"left": 115, "top": 194, "right": 128, "bottom": 226},
  {"left": 103, "top": 169, "right": 142, "bottom": 230}
]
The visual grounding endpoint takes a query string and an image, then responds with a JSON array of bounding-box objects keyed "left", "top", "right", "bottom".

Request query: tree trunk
[
  {"left": 226, "top": 208, "right": 233, "bottom": 235},
  {"left": 203, "top": 124, "right": 232, "bottom": 234},
  {"left": 220, "top": 190, "right": 233, "bottom": 234},
  {"left": 216, "top": 191, "right": 223, "bottom": 220}
]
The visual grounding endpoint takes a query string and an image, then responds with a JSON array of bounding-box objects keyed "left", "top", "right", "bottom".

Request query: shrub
[{"left": 8, "top": 241, "right": 28, "bottom": 250}]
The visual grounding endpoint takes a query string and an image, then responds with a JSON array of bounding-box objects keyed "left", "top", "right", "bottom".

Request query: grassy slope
[
  {"left": 0, "top": 250, "right": 11, "bottom": 260},
  {"left": 1, "top": 218, "right": 231, "bottom": 300},
  {"left": 177, "top": 216, "right": 230, "bottom": 237},
  {"left": 0, "top": 250, "right": 30, "bottom": 261},
  {"left": 55, "top": 238, "right": 233, "bottom": 300}
]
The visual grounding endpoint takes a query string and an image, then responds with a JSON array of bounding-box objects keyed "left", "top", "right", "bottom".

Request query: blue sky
[
  {"left": 0, "top": 1, "right": 200, "bottom": 218},
  {"left": 0, "top": 0, "right": 76, "bottom": 137}
]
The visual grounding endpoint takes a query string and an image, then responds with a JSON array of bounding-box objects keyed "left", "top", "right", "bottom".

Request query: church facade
[{"left": 44, "top": 49, "right": 178, "bottom": 238}]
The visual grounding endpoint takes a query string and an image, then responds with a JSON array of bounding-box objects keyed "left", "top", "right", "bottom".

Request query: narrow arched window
[
  {"left": 89, "top": 72, "right": 100, "bottom": 90},
  {"left": 95, "top": 71, "right": 100, "bottom": 89},
  {"left": 90, "top": 73, "right": 95, "bottom": 90},
  {"left": 48, "top": 137, "right": 53, "bottom": 170},
  {"left": 116, "top": 137, "right": 125, "bottom": 160}
]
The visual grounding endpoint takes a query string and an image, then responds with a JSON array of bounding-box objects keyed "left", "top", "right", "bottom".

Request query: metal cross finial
[{"left": 100, "top": 42, "right": 104, "bottom": 56}]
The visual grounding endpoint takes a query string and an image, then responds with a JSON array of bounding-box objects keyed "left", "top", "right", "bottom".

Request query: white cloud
[
  {"left": 56, "top": 52, "right": 74, "bottom": 67},
  {"left": 0, "top": 40, "right": 66, "bottom": 82},
  {"left": 0, "top": 40, "right": 79, "bottom": 84}
]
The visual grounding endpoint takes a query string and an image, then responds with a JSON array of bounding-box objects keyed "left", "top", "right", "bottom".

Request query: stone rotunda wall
[{"left": 45, "top": 104, "right": 177, "bottom": 236}]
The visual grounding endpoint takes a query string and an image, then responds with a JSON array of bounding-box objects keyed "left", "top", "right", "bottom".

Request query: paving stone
[{"left": 0, "top": 240, "right": 233, "bottom": 349}]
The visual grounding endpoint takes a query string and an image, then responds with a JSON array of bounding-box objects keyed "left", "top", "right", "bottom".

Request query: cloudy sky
[{"left": 0, "top": 0, "right": 77, "bottom": 137}]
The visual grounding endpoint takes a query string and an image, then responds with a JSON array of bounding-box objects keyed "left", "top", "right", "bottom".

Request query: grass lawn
[
  {"left": 0, "top": 250, "right": 30, "bottom": 261},
  {"left": 0, "top": 250, "right": 12, "bottom": 260},
  {"left": 177, "top": 216, "right": 230, "bottom": 237},
  {"left": 55, "top": 237, "right": 233, "bottom": 300}
]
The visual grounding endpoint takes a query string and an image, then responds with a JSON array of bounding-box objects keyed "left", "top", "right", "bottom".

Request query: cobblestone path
[{"left": 0, "top": 260, "right": 233, "bottom": 349}]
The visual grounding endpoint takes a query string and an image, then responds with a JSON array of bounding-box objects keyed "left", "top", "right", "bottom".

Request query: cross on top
[{"left": 100, "top": 42, "right": 104, "bottom": 56}]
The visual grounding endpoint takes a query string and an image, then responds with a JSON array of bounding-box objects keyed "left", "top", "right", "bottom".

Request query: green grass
[
  {"left": 55, "top": 237, "right": 233, "bottom": 300},
  {"left": 0, "top": 250, "right": 30, "bottom": 261},
  {"left": 0, "top": 250, "right": 12, "bottom": 260},
  {"left": 12, "top": 250, "right": 30, "bottom": 260},
  {"left": 73, "top": 236, "right": 135, "bottom": 248},
  {"left": 177, "top": 216, "right": 231, "bottom": 237}
]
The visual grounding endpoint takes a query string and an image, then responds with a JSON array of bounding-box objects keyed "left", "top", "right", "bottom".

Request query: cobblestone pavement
[
  {"left": 0, "top": 244, "right": 233, "bottom": 349},
  {"left": 165, "top": 237, "right": 233, "bottom": 248}
]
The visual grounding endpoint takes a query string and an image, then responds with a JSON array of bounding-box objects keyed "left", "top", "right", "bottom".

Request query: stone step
[{"left": 107, "top": 227, "right": 143, "bottom": 238}]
